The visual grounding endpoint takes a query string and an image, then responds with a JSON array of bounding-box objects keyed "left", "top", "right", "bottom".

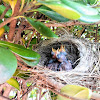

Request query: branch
[
  {"left": 26, "top": 30, "right": 35, "bottom": 47},
  {"left": 0, "top": 5, "right": 10, "bottom": 19},
  {"left": 0, "top": 17, "right": 16, "bottom": 28},
  {"left": 14, "top": 19, "right": 25, "bottom": 43},
  {"left": 8, "top": 0, "right": 21, "bottom": 41},
  {"left": 0, "top": 95, "right": 10, "bottom": 100},
  {"left": 8, "top": 19, "right": 17, "bottom": 41},
  {"left": 3, "top": 84, "right": 12, "bottom": 98}
]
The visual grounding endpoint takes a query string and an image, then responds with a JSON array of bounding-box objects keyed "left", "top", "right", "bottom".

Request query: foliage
[
  {"left": 0, "top": 47, "right": 17, "bottom": 84},
  {"left": 58, "top": 85, "right": 92, "bottom": 100},
  {"left": 6, "top": 78, "right": 20, "bottom": 90},
  {"left": 0, "top": 0, "right": 100, "bottom": 99}
]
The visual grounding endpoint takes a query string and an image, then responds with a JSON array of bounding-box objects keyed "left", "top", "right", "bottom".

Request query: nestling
[{"left": 47, "top": 45, "right": 72, "bottom": 71}]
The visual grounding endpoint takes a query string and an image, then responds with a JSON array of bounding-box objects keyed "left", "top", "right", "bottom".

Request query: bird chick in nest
[{"left": 47, "top": 45, "right": 72, "bottom": 71}]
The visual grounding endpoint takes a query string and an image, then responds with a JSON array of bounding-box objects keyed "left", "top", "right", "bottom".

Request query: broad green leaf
[
  {"left": 36, "top": 6, "right": 69, "bottom": 22},
  {"left": 26, "top": 17, "right": 58, "bottom": 38},
  {"left": 6, "top": 78, "right": 20, "bottom": 90},
  {"left": 0, "top": 47, "right": 17, "bottom": 84},
  {"left": 3, "top": 0, "right": 17, "bottom": 14},
  {"left": 0, "top": 41, "right": 40, "bottom": 60},
  {"left": 61, "top": 0, "right": 98, "bottom": 15},
  {"left": 71, "top": 0, "right": 88, "bottom": 5},
  {"left": 0, "top": 5, "right": 12, "bottom": 18},
  {"left": 78, "top": 14, "right": 100, "bottom": 23},
  {"left": 21, "top": 58, "right": 39, "bottom": 66},
  {"left": 13, "top": 69, "right": 30, "bottom": 79},
  {"left": 87, "top": 0, "right": 97, "bottom": 4},
  {"left": 37, "top": 0, "right": 81, "bottom": 20},
  {"left": 57, "top": 85, "right": 92, "bottom": 100}
]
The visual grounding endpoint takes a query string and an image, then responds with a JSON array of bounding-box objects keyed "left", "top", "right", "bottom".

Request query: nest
[{"left": 34, "top": 30, "right": 100, "bottom": 93}]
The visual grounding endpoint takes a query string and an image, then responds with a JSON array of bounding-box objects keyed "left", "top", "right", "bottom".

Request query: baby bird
[
  {"left": 47, "top": 45, "right": 72, "bottom": 71},
  {"left": 56, "top": 45, "right": 72, "bottom": 71},
  {"left": 47, "top": 62, "right": 60, "bottom": 71},
  {"left": 58, "top": 59, "right": 72, "bottom": 71}
]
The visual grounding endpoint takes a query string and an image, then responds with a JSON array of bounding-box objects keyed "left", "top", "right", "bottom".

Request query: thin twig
[
  {"left": 20, "top": 83, "right": 36, "bottom": 99},
  {"left": 0, "top": 95, "right": 10, "bottom": 100},
  {"left": 27, "top": 30, "right": 35, "bottom": 48},
  {"left": 95, "top": 24, "right": 98, "bottom": 42},
  {"left": 0, "top": 5, "right": 10, "bottom": 19},
  {"left": 14, "top": 19, "right": 25, "bottom": 43}
]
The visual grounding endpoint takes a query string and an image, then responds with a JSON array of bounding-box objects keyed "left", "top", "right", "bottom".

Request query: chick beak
[
  {"left": 59, "top": 45, "right": 66, "bottom": 52},
  {"left": 52, "top": 48, "right": 59, "bottom": 58}
]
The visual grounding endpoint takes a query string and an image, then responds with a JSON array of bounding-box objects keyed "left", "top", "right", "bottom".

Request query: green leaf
[
  {"left": 87, "top": 0, "right": 97, "bottom": 5},
  {"left": 21, "top": 58, "right": 39, "bottom": 66},
  {"left": 99, "top": 31, "right": 100, "bottom": 35},
  {"left": 36, "top": 6, "right": 69, "bottom": 22},
  {"left": 71, "top": 0, "right": 88, "bottom": 5},
  {"left": 0, "top": 47, "right": 17, "bottom": 84},
  {"left": 61, "top": 0, "right": 98, "bottom": 15},
  {"left": 26, "top": 17, "right": 58, "bottom": 38},
  {"left": 13, "top": 69, "right": 30, "bottom": 79},
  {"left": 78, "top": 14, "right": 100, "bottom": 23},
  {"left": 30, "top": 38, "right": 37, "bottom": 44},
  {"left": 6, "top": 78, "right": 20, "bottom": 90},
  {"left": 0, "top": 41, "right": 40, "bottom": 60},
  {"left": 57, "top": 85, "right": 92, "bottom": 100},
  {"left": 37, "top": 0, "right": 81, "bottom": 20},
  {"left": 0, "top": 5, "right": 12, "bottom": 18}
]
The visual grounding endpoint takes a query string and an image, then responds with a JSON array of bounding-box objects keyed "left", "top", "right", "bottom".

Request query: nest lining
[
  {"left": 34, "top": 33, "right": 100, "bottom": 92},
  {"left": 36, "top": 34, "right": 99, "bottom": 72}
]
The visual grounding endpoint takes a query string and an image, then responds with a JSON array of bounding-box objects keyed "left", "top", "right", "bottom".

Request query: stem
[
  {"left": 0, "top": 17, "right": 16, "bottom": 28},
  {"left": 0, "top": 6, "right": 10, "bottom": 19},
  {"left": 8, "top": 0, "right": 21, "bottom": 41},
  {"left": 27, "top": 30, "right": 35, "bottom": 47},
  {"left": 8, "top": 19, "right": 17, "bottom": 41},
  {"left": 14, "top": 20, "right": 25, "bottom": 43},
  {"left": 95, "top": 24, "right": 98, "bottom": 42}
]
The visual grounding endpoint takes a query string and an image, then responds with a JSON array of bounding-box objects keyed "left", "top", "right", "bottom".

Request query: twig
[
  {"left": 41, "top": 91, "right": 47, "bottom": 99},
  {"left": 95, "top": 24, "right": 98, "bottom": 42},
  {"left": 0, "top": 5, "right": 10, "bottom": 19},
  {"left": 0, "top": 17, "right": 16, "bottom": 28},
  {"left": 8, "top": 0, "right": 21, "bottom": 41},
  {"left": 3, "top": 84, "right": 12, "bottom": 98},
  {"left": 39, "top": 88, "right": 42, "bottom": 100},
  {"left": 0, "top": 95, "right": 10, "bottom": 100},
  {"left": 22, "top": 80, "right": 28, "bottom": 100},
  {"left": 0, "top": 0, "right": 36, "bottom": 29},
  {"left": 26, "top": 30, "right": 35, "bottom": 47},
  {"left": 14, "top": 19, "right": 25, "bottom": 43},
  {"left": 20, "top": 83, "right": 36, "bottom": 99}
]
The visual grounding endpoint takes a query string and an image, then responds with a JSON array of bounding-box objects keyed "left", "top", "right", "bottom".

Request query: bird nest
[{"left": 34, "top": 30, "right": 100, "bottom": 93}]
